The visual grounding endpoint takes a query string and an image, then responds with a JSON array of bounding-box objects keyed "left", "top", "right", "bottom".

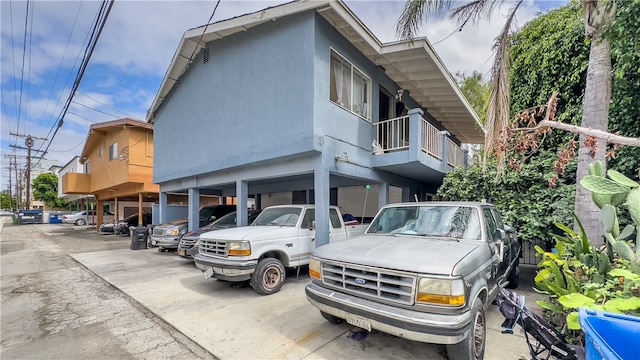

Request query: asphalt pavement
[{"left": 2, "top": 219, "right": 545, "bottom": 359}]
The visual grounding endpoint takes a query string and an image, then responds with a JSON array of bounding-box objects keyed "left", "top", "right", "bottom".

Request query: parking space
[{"left": 71, "top": 245, "right": 540, "bottom": 360}]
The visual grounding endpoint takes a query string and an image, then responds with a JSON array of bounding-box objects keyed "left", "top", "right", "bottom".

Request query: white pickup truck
[{"left": 193, "top": 204, "right": 368, "bottom": 295}]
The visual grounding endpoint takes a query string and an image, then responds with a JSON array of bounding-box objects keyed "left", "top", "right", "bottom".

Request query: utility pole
[{"left": 10, "top": 133, "right": 47, "bottom": 209}]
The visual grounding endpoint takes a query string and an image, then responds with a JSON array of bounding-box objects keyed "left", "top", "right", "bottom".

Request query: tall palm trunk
[{"left": 575, "top": 1, "right": 615, "bottom": 246}]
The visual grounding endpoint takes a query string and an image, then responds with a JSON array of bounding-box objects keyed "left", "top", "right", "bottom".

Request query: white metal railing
[
  {"left": 421, "top": 119, "right": 441, "bottom": 159},
  {"left": 447, "top": 139, "right": 465, "bottom": 167},
  {"left": 374, "top": 116, "right": 409, "bottom": 153}
]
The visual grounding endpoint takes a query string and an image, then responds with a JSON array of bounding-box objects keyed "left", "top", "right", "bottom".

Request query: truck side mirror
[
  {"left": 310, "top": 220, "right": 316, "bottom": 230},
  {"left": 496, "top": 228, "right": 507, "bottom": 241},
  {"left": 491, "top": 240, "right": 505, "bottom": 263}
]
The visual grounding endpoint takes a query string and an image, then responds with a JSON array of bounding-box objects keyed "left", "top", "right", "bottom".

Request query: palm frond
[
  {"left": 450, "top": 0, "right": 501, "bottom": 26},
  {"left": 396, "top": 0, "right": 450, "bottom": 40},
  {"left": 483, "top": 0, "right": 523, "bottom": 175}
]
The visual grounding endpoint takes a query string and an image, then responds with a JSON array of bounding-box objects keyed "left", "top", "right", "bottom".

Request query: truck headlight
[
  {"left": 169, "top": 227, "right": 179, "bottom": 236},
  {"left": 309, "top": 257, "right": 321, "bottom": 280},
  {"left": 416, "top": 277, "right": 465, "bottom": 306},
  {"left": 228, "top": 241, "right": 251, "bottom": 256}
]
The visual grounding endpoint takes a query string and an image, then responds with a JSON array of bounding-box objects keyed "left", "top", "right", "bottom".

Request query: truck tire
[
  {"left": 76, "top": 219, "right": 86, "bottom": 226},
  {"left": 320, "top": 311, "right": 343, "bottom": 324},
  {"left": 250, "top": 258, "right": 286, "bottom": 295},
  {"left": 447, "top": 298, "right": 485, "bottom": 360},
  {"left": 506, "top": 260, "right": 520, "bottom": 289}
]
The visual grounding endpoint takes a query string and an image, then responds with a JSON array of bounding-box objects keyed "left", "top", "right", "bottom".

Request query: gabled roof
[
  {"left": 80, "top": 118, "right": 152, "bottom": 162},
  {"left": 147, "top": 0, "right": 484, "bottom": 144}
]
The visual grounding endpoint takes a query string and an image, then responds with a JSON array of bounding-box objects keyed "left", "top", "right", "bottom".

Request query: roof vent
[{"left": 203, "top": 47, "right": 210, "bottom": 63}]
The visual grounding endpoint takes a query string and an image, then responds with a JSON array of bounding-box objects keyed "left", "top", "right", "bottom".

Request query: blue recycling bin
[
  {"left": 578, "top": 307, "right": 640, "bottom": 360},
  {"left": 49, "top": 214, "right": 62, "bottom": 223}
]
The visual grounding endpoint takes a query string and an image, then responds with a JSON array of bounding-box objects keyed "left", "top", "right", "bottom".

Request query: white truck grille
[
  {"left": 199, "top": 239, "right": 228, "bottom": 256},
  {"left": 321, "top": 261, "right": 416, "bottom": 305}
]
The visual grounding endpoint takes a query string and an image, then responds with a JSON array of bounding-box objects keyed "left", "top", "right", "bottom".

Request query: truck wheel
[
  {"left": 250, "top": 258, "right": 286, "bottom": 295},
  {"left": 320, "top": 311, "right": 343, "bottom": 324},
  {"left": 506, "top": 261, "right": 520, "bottom": 289},
  {"left": 76, "top": 219, "right": 86, "bottom": 226},
  {"left": 447, "top": 298, "right": 485, "bottom": 360}
]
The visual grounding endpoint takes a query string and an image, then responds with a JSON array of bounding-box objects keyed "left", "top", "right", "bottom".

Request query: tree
[
  {"left": 397, "top": 0, "right": 623, "bottom": 245},
  {"left": 1, "top": 191, "right": 16, "bottom": 210},
  {"left": 456, "top": 71, "right": 489, "bottom": 125},
  {"left": 32, "top": 173, "right": 68, "bottom": 209}
]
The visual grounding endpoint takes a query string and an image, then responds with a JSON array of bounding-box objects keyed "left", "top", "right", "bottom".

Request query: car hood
[
  {"left": 156, "top": 219, "right": 188, "bottom": 229},
  {"left": 199, "top": 226, "right": 300, "bottom": 241},
  {"left": 312, "top": 234, "right": 484, "bottom": 275}
]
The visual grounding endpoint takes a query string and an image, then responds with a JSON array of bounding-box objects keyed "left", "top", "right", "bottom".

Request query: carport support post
[
  {"left": 313, "top": 159, "right": 330, "bottom": 247},
  {"left": 138, "top": 193, "right": 144, "bottom": 225},
  {"left": 97, "top": 199, "right": 104, "bottom": 228},
  {"left": 114, "top": 197, "right": 118, "bottom": 222},
  {"left": 159, "top": 192, "right": 168, "bottom": 224},
  {"left": 378, "top": 182, "right": 389, "bottom": 210},
  {"left": 188, "top": 188, "right": 200, "bottom": 231},
  {"left": 236, "top": 180, "right": 249, "bottom": 226}
]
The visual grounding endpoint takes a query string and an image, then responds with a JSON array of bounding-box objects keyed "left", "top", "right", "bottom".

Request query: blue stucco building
[{"left": 147, "top": 0, "right": 484, "bottom": 246}]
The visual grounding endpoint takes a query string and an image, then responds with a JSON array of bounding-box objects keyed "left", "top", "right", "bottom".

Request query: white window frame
[
  {"left": 109, "top": 142, "right": 118, "bottom": 161},
  {"left": 329, "top": 49, "right": 371, "bottom": 121},
  {"left": 98, "top": 145, "right": 104, "bottom": 158}
]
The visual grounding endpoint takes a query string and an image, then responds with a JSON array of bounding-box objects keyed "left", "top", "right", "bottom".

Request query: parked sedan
[
  {"left": 114, "top": 213, "right": 154, "bottom": 236},
  {"left": 63, "top": 210, "right": 113, "bottom": 226},
  {"left": 177, "top": 209, "right": 262, "bottom": 259}
]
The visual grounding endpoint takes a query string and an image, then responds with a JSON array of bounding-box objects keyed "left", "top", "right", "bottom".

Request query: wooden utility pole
[{"left": 10, "top": 133, "right": 47, "bottom": 209}]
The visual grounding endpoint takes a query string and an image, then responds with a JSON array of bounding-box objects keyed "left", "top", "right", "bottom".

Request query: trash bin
[
  {"left": 18, "top": 209, "right": 43, "bottom": 224},
  {"left": 130, "top": 226, "right": 148, "bottom": 250},
  {"left": 578, "top": 308, "right": 640, "bottom": 360},
  {"left": 49, "top": 214, "right": 62, "bottom": 224}
]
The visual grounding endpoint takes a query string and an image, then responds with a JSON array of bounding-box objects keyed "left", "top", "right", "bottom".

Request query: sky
[{"left": 1, "top": 0, "right": 568, "bottom": 191}]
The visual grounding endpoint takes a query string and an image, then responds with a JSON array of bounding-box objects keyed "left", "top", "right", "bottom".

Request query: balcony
[
  {"left": 372, "top": 108, "right": 470, "bottom": 184},
  {"left": 62, "top": 172, "right": 91, "bottom": 194}
]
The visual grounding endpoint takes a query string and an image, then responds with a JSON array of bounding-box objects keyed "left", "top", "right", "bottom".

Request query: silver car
[{"left": 62, "top": 210, "right": 113, "bottom": 226}]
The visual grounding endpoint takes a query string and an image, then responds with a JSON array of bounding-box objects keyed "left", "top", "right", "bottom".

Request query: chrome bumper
[
  {"left": 193, "top": 254, "right": 258, "bottom": 281},
  {"left": 305, "top": 282, "right": 471, "bottom": 344}
]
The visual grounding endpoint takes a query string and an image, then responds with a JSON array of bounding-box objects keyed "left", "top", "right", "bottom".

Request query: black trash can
[{"left": 130, "top": 226, "right": 148, "bottom": 250}]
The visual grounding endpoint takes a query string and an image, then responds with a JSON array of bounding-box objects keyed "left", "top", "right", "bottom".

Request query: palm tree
[{"left": 397, "top": 0, "right": 616, "bottom": 245}]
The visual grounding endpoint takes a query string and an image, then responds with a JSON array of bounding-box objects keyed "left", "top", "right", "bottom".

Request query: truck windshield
[
  {"left": 367, "top": 205, "right": 481, "bottom": 240},
  {"left": 252, "top": 207, "right": 301, "bottom": 227}
]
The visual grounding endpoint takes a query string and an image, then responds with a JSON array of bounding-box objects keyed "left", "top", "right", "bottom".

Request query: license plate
[
  {"left": 151, "top": 240, "right": 157, "bottom": 246},
  {"left": 346, "top": 313, "right": 371, "bottom": 332},
  {"left": 203, "top": 267, "right": 214, "bottom": 280},
  {"left": 178, "top": 249, "right": 185, "bottom": 256}
]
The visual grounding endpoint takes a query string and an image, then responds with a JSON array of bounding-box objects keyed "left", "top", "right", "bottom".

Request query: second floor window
[
  {"left": 84, "top": 160, "right": 90, "bottom": 174},
  {"left": 99, "top": 146, "right": 104, "bottom": 158},
  {"left": 109, "top": 142, "right": 118, "bottom": 161},
  {"left": 330, "top": 50, "right": 371, "bottom": 121}
]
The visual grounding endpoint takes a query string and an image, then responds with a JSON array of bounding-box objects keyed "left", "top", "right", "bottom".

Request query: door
[{"left": 483, "top": 207, "right": 504, "bottom": 292}]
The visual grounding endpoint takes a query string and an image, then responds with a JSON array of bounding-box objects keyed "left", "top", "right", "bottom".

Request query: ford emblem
[{"left": 354, "top": 278, "right": 366, "bottom": 285}]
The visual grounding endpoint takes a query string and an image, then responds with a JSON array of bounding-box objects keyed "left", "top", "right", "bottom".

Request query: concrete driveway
[{"left": 72, "top": 245, "right": 541, "bottom": 360}]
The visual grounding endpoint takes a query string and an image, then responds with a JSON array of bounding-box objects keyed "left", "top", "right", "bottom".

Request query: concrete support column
[
  {"left": 408, "top": 108, "right": 423, "bottom": 155},
  {"left": 314, "top": 157, "right": 330, "bottom": 247},
  {"left": 188, "top": 188, "right": 200, "bottom": 231},
  {"left": 138, "top": 193, "right": 144, "bottom": 225},
  {"left": 96, "top": 199, "right": 104, "bottom": 229},
  {"left": 159, "top": 192, "right": 168, "bottom": 224},
  {"left": 402, "top": 187, "right": 412, "bottom": 202},
  {"left": 378, "top": 182, "right": 389, "bottom": 209},
  {"left": 114, "top": 197, "right": 119, "bottom": 221},
  {"left": 236, "top": 180, "right": 249, "bottom": 227}
]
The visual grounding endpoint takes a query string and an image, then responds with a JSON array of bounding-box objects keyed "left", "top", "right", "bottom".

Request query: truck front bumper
[
  {"left": 193, "top": 254, "right": 258, "bottom": 281},
  {"left": 150, "top": 235, "right": 180, "bottom": 249},
  {"left": 305, "top": 282, "right": 471, "bottom": 344}
]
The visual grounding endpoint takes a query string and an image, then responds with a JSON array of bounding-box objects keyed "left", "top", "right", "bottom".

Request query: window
[
  {"left": 109, "top": 142, "right": 118, "bottom": 161},
  {"left": 98, "top": 146, "right": 104, "bottom": 158},
  {"left": 84, "top": 160, "right": 90, "bottom": 174},
  {"left": 330, "top": 50, "right": 371, "bottom": 120}
]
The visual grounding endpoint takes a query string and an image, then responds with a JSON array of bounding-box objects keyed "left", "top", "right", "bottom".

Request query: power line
[
  {"left": 72, "top": 99, "right": 120, "bottom": 118},
  {"left": 78, "top": 90, "right": 133, "bottom": 118},
  {"left": 35, "top": 0, "right": 115, "bottom": 164}
]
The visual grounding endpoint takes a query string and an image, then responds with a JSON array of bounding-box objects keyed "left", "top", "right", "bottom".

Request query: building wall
[
  {"left": 85, "top": 129, "right": 129, "bottom": 191},
  {"left": 153, "top": 12, "right": 317, "bottom": 184}
]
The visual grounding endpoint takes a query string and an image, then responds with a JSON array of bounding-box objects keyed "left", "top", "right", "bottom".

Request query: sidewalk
[{"left": 71, "top": 243, "right": 542, "bottom": 360}]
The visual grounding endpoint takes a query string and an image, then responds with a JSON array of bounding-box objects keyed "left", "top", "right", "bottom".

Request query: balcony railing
[
  {"left": 373, "top": 113, "right": 468, "bottom": 168},
  {"left": 375, "top": 116, "right": 409, "bottom": 152}
]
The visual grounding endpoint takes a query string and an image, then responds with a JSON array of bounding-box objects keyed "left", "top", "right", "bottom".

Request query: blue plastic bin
[{"left": 578, "top": 307, "right": 640, "bottom": 360}]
